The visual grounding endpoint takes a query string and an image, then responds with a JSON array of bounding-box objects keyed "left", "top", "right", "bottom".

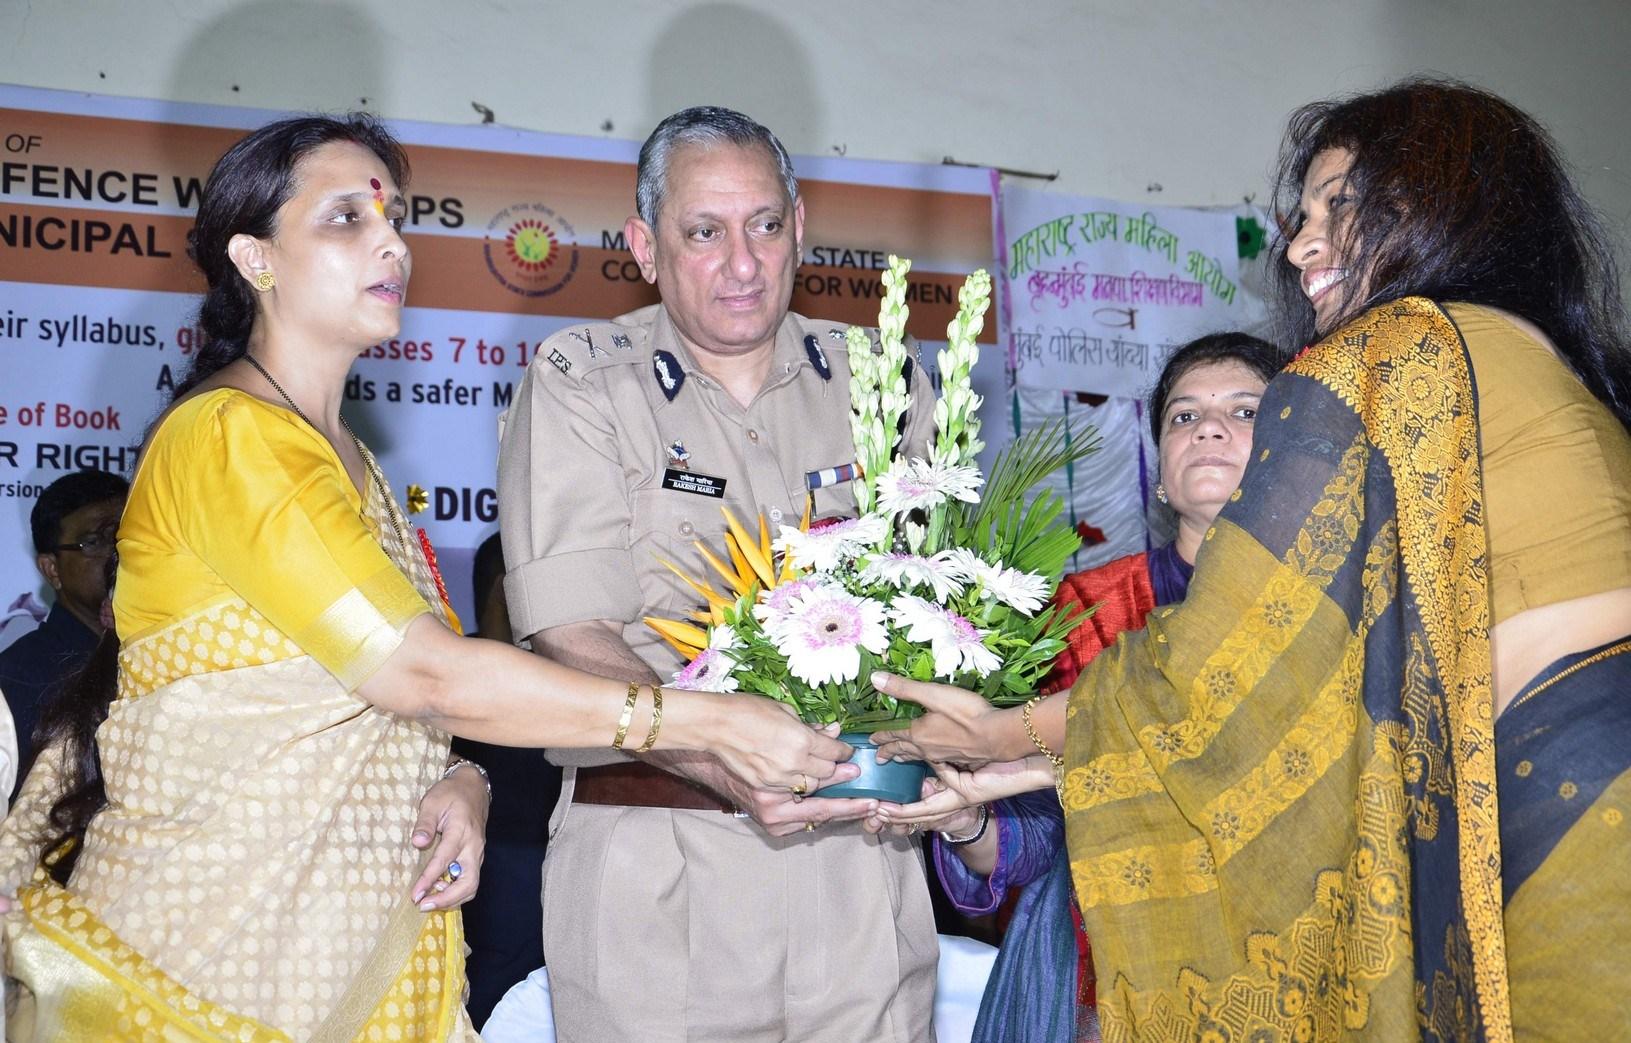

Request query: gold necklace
[{"left": 242, "top": 354, "right": 412, "bottom": 559}]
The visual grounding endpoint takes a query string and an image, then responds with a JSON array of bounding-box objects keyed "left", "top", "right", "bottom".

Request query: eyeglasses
[{"left": 53, "top": 529, "right": 118, "bottom": 557}]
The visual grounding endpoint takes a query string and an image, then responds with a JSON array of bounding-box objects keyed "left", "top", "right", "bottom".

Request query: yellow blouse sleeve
[{"left": 152, "top": 391, "right": 429, "bottom": 689}]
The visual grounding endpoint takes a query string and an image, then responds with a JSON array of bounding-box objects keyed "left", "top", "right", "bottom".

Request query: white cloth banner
[
  {"left": 1013, "top": 387, "right": 1160, "bottom": 573},
  {"left": 995, "top": 183, "right": 1268, "bottom": 566},
  {"left": 1000, "top": 185, "right": 1257, "bottom": 397}
]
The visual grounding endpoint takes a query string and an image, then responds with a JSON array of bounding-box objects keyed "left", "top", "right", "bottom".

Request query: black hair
[
  {"left": 175, "top": 113, "right": 410, "bottom": 400},
  {"left": 1148, "top": 332, "right": 1284, "bottom": 442},
  {"left": 1270, "top": 77, "right": 1631, "bottom": 430},
  {"left": 29, "top": 469, "right": 129, "bottom": 554},
  {"left": 34, "top": 553, "right": 120, "bottom": 884}
]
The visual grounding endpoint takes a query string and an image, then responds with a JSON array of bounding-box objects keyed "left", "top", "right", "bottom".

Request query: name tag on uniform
[{"left": 662, "top": 467, "right": 727, "bottom": 498}]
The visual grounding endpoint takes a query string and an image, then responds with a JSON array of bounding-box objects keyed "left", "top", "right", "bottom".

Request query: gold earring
[
  {"left": 255, "top": 271, "right": 276, "bottom": 292},
  {"left": 1155, "top": 484, "right": 1168, "bottom": 505}
]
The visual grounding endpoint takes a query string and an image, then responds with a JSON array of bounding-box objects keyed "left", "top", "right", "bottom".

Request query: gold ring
[
  {"left": 804, "top": 821, "right": 816, "bottom": 832},
  {"left": 791, "top": 774, "right": 809, "bottom": 797}
]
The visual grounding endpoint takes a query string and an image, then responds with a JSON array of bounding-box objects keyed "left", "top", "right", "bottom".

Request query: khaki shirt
[{"left": 498, "top": 303, "right": 935, "bottom": 675}]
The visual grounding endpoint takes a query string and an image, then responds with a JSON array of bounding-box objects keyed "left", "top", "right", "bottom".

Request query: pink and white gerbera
[
  {"left": 943, "top": 548, "right": 1050, "bottom": 616},
  {"left": 890, "top": 595, "right": 1001, "bottom": 678},
  {"left": 671, "top": 624, "right": 742, "bottom": 693},
  {"left": 767, "top": 584, "right": 890, "bottom": 687},
  {"left": 859, "top": 551, "right": 966, "bottom": 604},
  {"left": 773, "top": 515, "right": 890, "bottom": 572},
  {"left": 874, "top": 457, "right": 983, "bottom": 516}
]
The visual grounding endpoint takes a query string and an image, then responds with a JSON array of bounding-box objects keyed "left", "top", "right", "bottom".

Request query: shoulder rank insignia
[
  {"left": 827, "top": 327, "right": 847, "bottom": 341},
  {"left": 804, "top": 334, "right": 832, "bottom": 381},
  {"left": 569, "top": 328, "right": 607, "bottom": 358},
  {"left": 652, "top": 350, "right": 686, "bottom": 401},
  {"left": 612, "top": 333, "right": 633, "bottom": 350}
]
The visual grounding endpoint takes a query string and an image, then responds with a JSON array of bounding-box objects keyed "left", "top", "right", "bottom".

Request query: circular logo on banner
[{"left": 484, "top": 203, "right": 579, "bottom": 297}]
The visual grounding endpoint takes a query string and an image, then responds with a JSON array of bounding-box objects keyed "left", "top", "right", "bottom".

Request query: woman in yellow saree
[
  {"left": 0, "top": 114, "right": 852, "bottom": 1040},
  {"left": 871, "top": 80, "right": 1631, "bottom": 1041}
]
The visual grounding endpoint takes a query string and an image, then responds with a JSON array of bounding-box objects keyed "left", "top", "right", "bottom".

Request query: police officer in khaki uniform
[{"left": 498, "top": 107, "right": 938, "bottom": 1041}]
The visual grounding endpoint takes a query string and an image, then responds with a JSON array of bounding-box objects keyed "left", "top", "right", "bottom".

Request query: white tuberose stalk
[
  {"left": 846, "top": 326, "right": 884, "bottom": 515},
  {"left": 934, "top": 269, "right": 990, "bottom": 469}
]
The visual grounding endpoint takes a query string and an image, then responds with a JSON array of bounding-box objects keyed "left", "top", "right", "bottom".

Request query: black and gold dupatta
[{"left": 1062, "top": 298, "right": 1510, "bottom": 1042}]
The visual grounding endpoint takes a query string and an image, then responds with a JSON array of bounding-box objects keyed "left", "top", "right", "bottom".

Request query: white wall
[{"left": 3, "top": 0, "right": 1628, "bottom": 241}]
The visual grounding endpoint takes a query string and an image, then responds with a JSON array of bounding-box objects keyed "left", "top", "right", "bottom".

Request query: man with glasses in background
[{"left": 0, "top": 469, "right": 127, "bottom": 799}]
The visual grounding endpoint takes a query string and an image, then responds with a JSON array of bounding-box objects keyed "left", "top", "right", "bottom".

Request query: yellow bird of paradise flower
[{"left": 644, "top": 502, "right": 810, "bottom": 661}]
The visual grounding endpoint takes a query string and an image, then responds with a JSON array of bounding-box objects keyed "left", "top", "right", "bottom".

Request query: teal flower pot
[{"left": 813, "top": 732, "right": 929, "bottom": 804}]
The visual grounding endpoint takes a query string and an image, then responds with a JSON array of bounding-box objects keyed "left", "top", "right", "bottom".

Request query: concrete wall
[{"left": 4, "top": 0, "right": 1627, "bottom": 240}]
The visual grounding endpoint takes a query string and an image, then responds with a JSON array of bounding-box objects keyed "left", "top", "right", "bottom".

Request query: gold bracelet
[
  {"left": 635, "top": 684, "right": 664, "bottom": 753},
  {"left": 612, "top": 681, "right": 640, "bottom": 749},
  {"left": 1022, "top": 695, "right": 1063, "bottom": 770}
]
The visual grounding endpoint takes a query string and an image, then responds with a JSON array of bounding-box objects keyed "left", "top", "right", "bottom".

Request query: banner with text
[
  {"left": 0, "top": 85, "right": 996, "bottom": 626},
  {"left": 996, "top": 182, "right": 1267, "bottom": 571},
  {"left": 1001, "top": 184, "right": 1254, "bottom": 397}
]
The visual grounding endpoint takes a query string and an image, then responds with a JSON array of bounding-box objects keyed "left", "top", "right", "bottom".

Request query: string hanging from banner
[{"left": 942, "top": 157, "right": 1058, "bottom": 181}]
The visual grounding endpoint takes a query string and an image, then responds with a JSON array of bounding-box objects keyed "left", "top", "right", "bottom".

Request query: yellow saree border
[
  {"left": 14, "top": 877, "right": 288, "bottom": 1041},
  {"left": 312, "top": 848, "right": 464, "bottom": 1041},
  {"left": 10, "top": 871, "right": 465, "bottom": 1041},
  {"left": 1288, "top": 299, "right": 1508, "bottom": 1039}
]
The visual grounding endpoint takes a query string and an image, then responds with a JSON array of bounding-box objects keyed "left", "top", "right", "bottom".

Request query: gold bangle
[
  {"left": 1022, "top": 695, "right": 1063, "bottom": 770},
  {"left": 612, "top": 681, "right": 640, "bottom": 750},
  {"left": 635, "top": 684, "right": 664, "bottom": 753}
]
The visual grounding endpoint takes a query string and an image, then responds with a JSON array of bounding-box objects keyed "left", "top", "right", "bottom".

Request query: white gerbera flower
[
  {"left": 942, "top": 547, "right": 995, "bottom": 584},
  {"left": 769, "top": 585, "right": 890, "bottom": 687},
  {"left": 859, "top": 551, "right": 966, "bottom": 604},
  {"left": 671, "top": 624, "right": 742, "bottom": 692},
  {"left": 773, "top": 515, "right": 890, "bottom": 572},
  {"left": 874, "top": 457, "right": 983, "bottom": 516},
  {"left": 752, "top": 576, "right": 818, "bottom": 631},
  {"left": 891, "top": 595, "right": 1001, "bottom": 678},
  {"left": 943, "top": 548, "right": 1050, "bottom": 616},
  {"left": 978, "top": 566, "right": 1050, "bottom": 616}
]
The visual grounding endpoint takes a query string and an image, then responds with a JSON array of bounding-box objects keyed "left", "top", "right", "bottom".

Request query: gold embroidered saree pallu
[
  {"left": 1, "top": 390, "right": 478, "bottom": 1040},
  {"left": 1063, "top": 299, "right": 1510, "bottom": 1041}
]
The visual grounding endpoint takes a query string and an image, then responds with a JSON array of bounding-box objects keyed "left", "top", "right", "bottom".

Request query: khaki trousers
[{"left": 540, "top": 784, "right": 938, "bottom": 1042}]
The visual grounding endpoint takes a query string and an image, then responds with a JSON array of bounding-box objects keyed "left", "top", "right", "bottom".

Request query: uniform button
[
  {"left": 678, "top": 521, "right": 695, "bottom": 537},
  {"left": 747, "top": 429, "right": 760, "bottom": 443},
  {"left": 769, "top": 506, "right": 784, "bottom": 523}
]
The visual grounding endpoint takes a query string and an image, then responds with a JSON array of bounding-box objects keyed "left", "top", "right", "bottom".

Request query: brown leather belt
[{"left": 573, "top": 761, "right": 735, "bottom": 813}]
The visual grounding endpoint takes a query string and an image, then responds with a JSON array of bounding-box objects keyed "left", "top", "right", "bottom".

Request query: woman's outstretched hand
[
  {"left": 868, "top": 672, "right": 1026, "bottom": 767},
  {"left": 710, "top": 695, "right": 854, "bottom": 795},
  {"left": 866, "top": 755, "right": 1058, "bottom": 831}
]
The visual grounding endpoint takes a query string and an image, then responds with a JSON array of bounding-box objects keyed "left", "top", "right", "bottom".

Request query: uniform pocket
[{"left": 631, "top": 487, "right": 714, "bottom": 615}]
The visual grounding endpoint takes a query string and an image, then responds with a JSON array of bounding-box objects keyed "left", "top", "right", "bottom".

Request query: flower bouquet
[{"left": 648, "top": 256, "right": 1097, "bottom": 801}]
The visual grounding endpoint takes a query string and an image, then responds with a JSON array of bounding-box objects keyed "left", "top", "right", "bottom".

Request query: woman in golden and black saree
[{"left": 871, "top": 79, "right": 1631, "bottom": 1041}]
